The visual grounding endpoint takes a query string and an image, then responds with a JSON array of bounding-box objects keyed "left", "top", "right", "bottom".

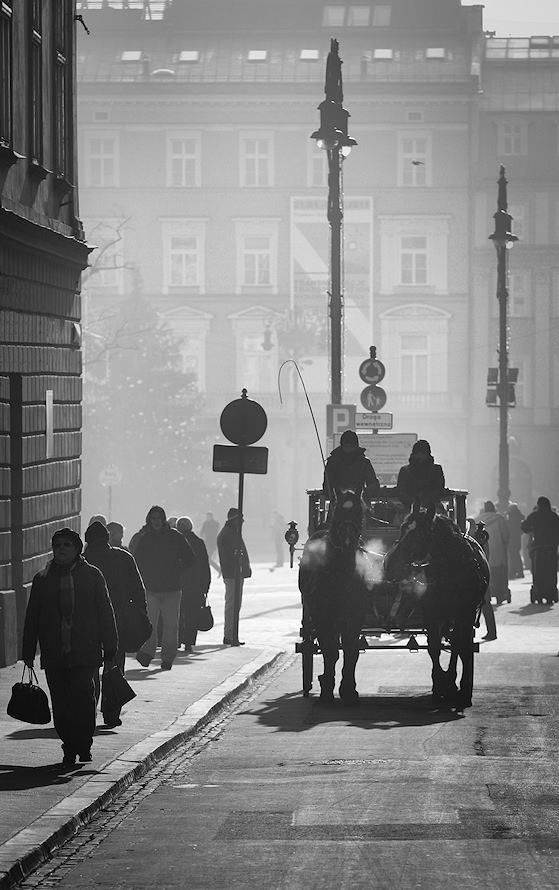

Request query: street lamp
[
  {"left": 311, "top": 38, "right": 356, "bottom": 406},
  {"left": 488, "top": 165, "right": 517, "bottom": 513}
]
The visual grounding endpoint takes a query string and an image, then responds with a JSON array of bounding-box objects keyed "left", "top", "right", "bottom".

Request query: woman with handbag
[
  {"left": 176, "top": 517, "right": 211, "bottom": 651},
  {"left": 84, "top": 521, "right": 150, "bottom": 727},
  {"left": 22, "top": 528, "right": 118, "bottom": 767}
]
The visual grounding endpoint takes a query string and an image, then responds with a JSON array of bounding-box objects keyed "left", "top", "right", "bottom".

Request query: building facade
[
  {"left": 75, "top": 0, "right": 559, "bottom": 551},
  {"left": 0, "top": 2, "right": 90, "bottom": 665}
]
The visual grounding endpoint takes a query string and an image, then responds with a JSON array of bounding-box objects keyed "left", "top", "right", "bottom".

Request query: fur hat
[
  {"left": 340, "top": 430, "right": 358, "bottom": 447},
  {"left": 227, "top": 507, "right": 239, "bottom": 519}
]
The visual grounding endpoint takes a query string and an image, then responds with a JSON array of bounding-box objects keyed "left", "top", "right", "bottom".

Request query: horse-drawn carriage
[{"left": 296, "top": 487, "right": 489, "bottom": 710}]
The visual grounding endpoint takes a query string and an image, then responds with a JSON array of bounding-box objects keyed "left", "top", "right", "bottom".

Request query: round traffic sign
[
  {"left": 360, "top": 385, "right": 387, "bottom": 412},
  {"left": 359, "top": 358, "right": 386, "bottom": 385},
  {"left": 220, "top": 395, "right": 268, "bottom": 445},
  {"left": 99, "top": 465, "right": 122, "bottom": 487}
]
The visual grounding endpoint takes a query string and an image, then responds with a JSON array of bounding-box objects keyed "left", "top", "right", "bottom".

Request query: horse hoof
[
  {"left": 318, "top": 675, "right": 335, "bottom": 702},
  {"left": 339, "top": 684, "right": 360, "bottom": 706}
]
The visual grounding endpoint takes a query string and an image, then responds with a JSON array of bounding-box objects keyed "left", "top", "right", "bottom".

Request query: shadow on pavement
[
  {"left": 510, "top": 603, "right": 554, "bottom": 616},
  {"left": 0, "top": 762, "right": 85, "bottom": 791},
  {"left": 248, "top": 691, "right": 465, "bottom": 733}
]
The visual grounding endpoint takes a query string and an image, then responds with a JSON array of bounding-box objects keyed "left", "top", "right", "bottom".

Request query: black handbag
[
  {"left": 197, "top": 598, "right": 214, "bottom": 632},
  {"left": 101, "top": 661, "right": 136, "bottom": 714},
  {"left": 121, "top": 600, "right": 153, "bottom": 652},
  {"left": 7, "top": 666, "right": 51, "bottom": 725}
]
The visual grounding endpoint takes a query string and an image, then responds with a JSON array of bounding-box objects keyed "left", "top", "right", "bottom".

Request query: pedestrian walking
[
  {"left": 270, "top": 511, "right": 286, "bottom": 570},
  {"left": 200, "top": 511, "right": 221, "bottom": 575},
  {"left": 506, "top": 503, "right": 525, "bottom": 579},
  {"left": 476, "top": 501, "right": 510, "bottom": 605},
  {"left": 217, "top": 508, "right": 252, "bottom": 646},
  {"left": 107, "top": 521, "right": 127, "bottom": 549},
  {"left": 176, "top": 517, "right": 211, "bottom": 651},
  {"left": 22, "top": 528, "right": 118, "bottom": 766},
  {"left": 468, "top": 518, "right": 497, "bottom": 641},
  {"left": 521, "top": 496, "right": 559, "bottom": 604},
  {"left": 84, "top": 521, "right": 148, "bottom": 727},
  {"left": 133, "top": 505, "right": 196, "bottom": 670}
]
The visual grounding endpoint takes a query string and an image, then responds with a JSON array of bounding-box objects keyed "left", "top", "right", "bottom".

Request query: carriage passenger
[
  {"left": 322, "top": 430, "right": 380, "bottom": 505},
  {"left": 396, "top": 440, "right": 446, "bottom": 511}
]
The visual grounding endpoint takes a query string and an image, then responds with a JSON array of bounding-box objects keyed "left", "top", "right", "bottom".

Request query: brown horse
[
  {"left": 384, "top": 502, "right": 489, "bottom": 708},
  {"left": 298, "top": 491, "right": 380, "bottom": 704}
]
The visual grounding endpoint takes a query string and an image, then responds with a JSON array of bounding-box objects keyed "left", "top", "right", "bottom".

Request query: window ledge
[
  {"left": 54, "top": 174, "right": 74, "bottom": 195},
  {"left": 0, "top": 142, "right": 24, "bottom": 168},
  {"left": 29, "top": 159, "right": 51, "bottom": 181}
]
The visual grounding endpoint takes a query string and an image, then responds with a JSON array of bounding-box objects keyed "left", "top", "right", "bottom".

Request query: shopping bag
[
  {"left": 121, "top": 600, "right": 152, "bottom": 652},
  {"left": 7, "top": 666, "right": 51, "bottom": 724},
  {"left": 197, "top": 601, "right": 214, "bottom": 632},
  {"left": 101, "top": 661, "right": 136, "bottom": 714}
]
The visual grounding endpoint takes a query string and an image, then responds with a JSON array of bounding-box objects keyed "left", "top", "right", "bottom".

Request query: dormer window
[
  {"left": 300, "top": 49, "right": 320, "bottom": 61},
  {"left": 426, "top": 47, "right": 447, "bottom": 60},
  {"left": 247, "top": 50, "right": 268, "bottom": 62},
  {"left": 120, "top": 51, "right": 142, "bottom": 62},
  {"left": 373, "top": 48, "right": 393, "bottom": 60}
]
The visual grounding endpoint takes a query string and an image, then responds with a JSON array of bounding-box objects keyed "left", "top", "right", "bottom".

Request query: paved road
[{"left": 15, "top": 569, "right": 559, "bottom": 890}]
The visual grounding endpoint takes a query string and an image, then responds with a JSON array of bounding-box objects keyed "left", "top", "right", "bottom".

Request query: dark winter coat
[
  {"left": 521, "top": 507, "right": 559, "bottom": 549},
  {"left": 396, "top": 455, "right": 446, "bottom": 508},
  {"left": 217, "top": 519, "right": 252, "bottom": 580},
  {"left": 84, "top": 542, "right": 147, "bottom": 638},
  {"left": 179, "top": 530, "right": 211, "bottom": 597},
  {"left": 322, "top": 445, "right": 380, "bottom": 500},
  {"left": 22, "top": 558, "right": 118, "bottom": 669},
  {"left": 134, "top": 526, "right": 196, "bottom": 592}
]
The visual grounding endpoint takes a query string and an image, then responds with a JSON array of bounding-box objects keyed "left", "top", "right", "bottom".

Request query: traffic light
[{"left": 485, "top": 367, "right": 518, "bottom": 407}]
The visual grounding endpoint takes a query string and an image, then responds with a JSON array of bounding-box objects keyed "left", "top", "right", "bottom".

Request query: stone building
[
  {"left": 75, "top": 0, "right": 559, "bottom": 550},
  {"left": 0, "top": 2, "right": 90, "bottom": 664}
]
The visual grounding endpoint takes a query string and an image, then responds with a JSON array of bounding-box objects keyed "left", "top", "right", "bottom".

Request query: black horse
[
  {"left": 384, "top": 501, "right": 489, "bottom": 708},
  {"left": 298, "top": 491, "right": 380, "bottom": 704}
]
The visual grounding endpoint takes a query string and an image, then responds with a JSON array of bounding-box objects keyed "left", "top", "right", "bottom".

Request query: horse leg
[
  {"left": 339, "top": 625, "right": 360, "bottom": 705},
  {"left": 316, "top": 626, "right": 339, "bottom": 702},
  {"left": 427, "top": 627, "right": 458, "bottom": 705},
  {"left": 454, "top": 623, "right": 475, "bottom": 709}
]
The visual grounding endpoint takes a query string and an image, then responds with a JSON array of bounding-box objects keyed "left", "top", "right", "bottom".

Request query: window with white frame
[
  {"left": 511, "top": 356, "right": 530, "bottom": 407},
  {"left": 308, "top": 139, "right": 328, "bottom": 187},
  {"left": 509, "top": 271, "right": 531, "bottom": 317},
  {"left": 398, "top": 133, "right": 430, "bottom": 186},
  {"left": 243, "top": 235, "right": 271, "bottom": 286},
  {"left": 85, "top": 134, "right": 119, "bottom": 187},
  {"left": 240, "top": 134, "right": 273, "bottom": 187},
  {"left": 161, "top": 219, "right": 206, "bottom": 292},
  {"left": 509, "top": 204, "right": 525, "bottom": 241},
  {"left": 498, "top": 120, "right": 528, "bottom": 156},
  {"left": 83, "top": 220, "right": 125, "bottom": 292},
  {"left": 380, "top": 304, "right": 450, "bottom": 392},
  {"left": 401, "top": 333, "right": 429, "bottom": 391},
  {"left": 400, "top": 236, "right": 427, "bottom": 285},
  {"left": 166, "top": 133, "right": 200, "bottom": 187},
  {"left": 234, "top": 219, "right": 279, "bottom": 293},
  {"left": 379, "top": 216, "right": 449, "bottom": 294}
]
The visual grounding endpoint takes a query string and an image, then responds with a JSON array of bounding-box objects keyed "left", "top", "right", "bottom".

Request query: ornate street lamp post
[
  {"left": 311, "top": 38, "right": 356, "bottom": 406},
  {"left": 488, "top": 165, "right": 517, "bottom": 514}
]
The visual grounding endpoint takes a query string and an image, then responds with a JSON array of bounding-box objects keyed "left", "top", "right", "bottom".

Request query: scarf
[{"left": 50, "top": 558, "right": 78, "bottom": 656}]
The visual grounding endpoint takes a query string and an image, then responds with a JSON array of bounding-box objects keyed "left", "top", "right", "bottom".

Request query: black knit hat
[
  {"left": 340, "top": 430, "right": 358, "bottom": 446},
  {"left": 51, "top": 527, "right": 83, "bottom": 554},
  {"left": 85, "top": 520, "right": 110, "bottom": 544}
]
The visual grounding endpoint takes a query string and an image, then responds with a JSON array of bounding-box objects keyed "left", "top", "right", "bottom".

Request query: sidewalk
[{"left": 0, "top": 642, "right": 284, "bottom": 890}]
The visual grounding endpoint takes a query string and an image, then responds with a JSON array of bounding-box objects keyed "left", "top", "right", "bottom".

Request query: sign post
[
  {"left": 217, "top": 390, "right": 268, "bottom": 644},
  {"left": 359, "top": 346, "right": 387, "bottom": 425},
  {"left": 98, "top": 464, "right": 122, "bottom": 521}
]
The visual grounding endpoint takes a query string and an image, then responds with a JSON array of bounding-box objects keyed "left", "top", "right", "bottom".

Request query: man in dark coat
[
  {"left": 322, "top": 430, "right": 380, "bottom": 503},
  {"left": 521, "top": 496, "right": 559, "bottom": 604},
  {"left": 22, "top": 528, "right": 118, "bottom": 766},
  {"left": 133, "top": 505, "right": 196, "bottom": 670},
  {"left": 396, "top": 439, "right": 446, "bottom": 509},
  {"left": 217, "top": 508, "right": 252, "bottom": 646},
  {"left": 84, "top": 521, "right": 148, "bottom": 726},
  {"left": 176, "top": 516, "right": 211, "bottom": 651}
]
